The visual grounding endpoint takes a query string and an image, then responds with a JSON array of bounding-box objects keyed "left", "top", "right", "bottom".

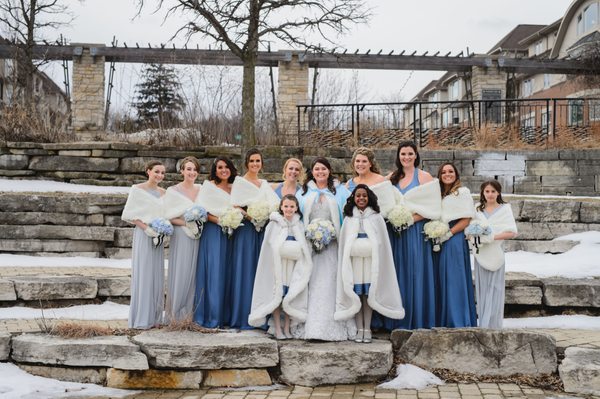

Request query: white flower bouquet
[
  {"left": 387, "top": 204, "right": 414, "bottom": 235},
  {"left": 465, "top": 219, "right": 493, "bottom": 254},
  {"left": 219, "top": 207, "right": 244, "bottom": 238},
  {"left": 305, "top": 218, "right": 336, "bottom": 253},
  {"left": 183, "top": 204, "right": 208, "bottom": 239},
  {"left": 149, "top": 218, "right": 174, "bottom": 247},
  {"left": 423, "top": 220, "right": 450, "bottom": 252},
  {"left": 247, "top": 201, "right": 275, "bottom": 232}
]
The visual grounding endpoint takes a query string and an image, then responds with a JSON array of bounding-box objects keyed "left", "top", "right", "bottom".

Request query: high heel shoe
[
  {"left": 354, "top": 329, "right": 364, "bottom": 343},
  {"left": 363, "top": 329, "right": 372, "bottom": 343},
  {"left": 275, "top": 331, "right": 288, "bottom": 340},
  {"left": 284, "top": 330, "right": 293, "bottom": 339}
]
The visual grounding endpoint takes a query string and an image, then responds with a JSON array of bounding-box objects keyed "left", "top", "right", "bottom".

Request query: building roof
[
  {"left": 487, "top": 24, "right": 546, "bottom": 54},
  {"left": 411, "top": 79, "right": 439, "bottom": 101},
  {"left": 567, "top": 30, "right": 600, "bottom": 53},
  {"left": 519, "top": 19, "right": 562, "bottom": 46}
]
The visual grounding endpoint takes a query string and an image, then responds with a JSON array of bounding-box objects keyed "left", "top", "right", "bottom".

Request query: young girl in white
[
  {"left": 248, "top": 194, "right": 312, "bottom": 339},
  {"left": 121, "top": 160, "right": 167, "bottom": 329},
  {"left": 335, "top": 184, "right": 404, "bottom": 343},
  {"left": 472, "top": 180, "right": 518, "bottom": 329}
]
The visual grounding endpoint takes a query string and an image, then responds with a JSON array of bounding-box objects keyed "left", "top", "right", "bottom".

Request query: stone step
[
  {"left": 559, "top": 347, "right": 600, "bottom": 396},
  {"left": 504, "top": 239, "right": 578, "bottom": 254}
]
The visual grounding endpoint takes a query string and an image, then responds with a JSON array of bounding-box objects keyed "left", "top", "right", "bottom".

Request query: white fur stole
[
  {"left": 474, "top": 204, "right": 518, "bottom": 271},
  {"left": 231, "top": 176, "right": 280, "bottom": 209},
  {"left": 163, "top": 185, "right": 202, "bottom": 220},
  {"left": 121, "top": 185, "right": 164, "bottom": 224},
  {"left": 370, "top": 180, "right": 397, "bottom": 218},
  {"left": 400, "top": 179, "right": 442, "bottom": 220},
  {"left": 441, "top": 187, "right": 475, "bottom": 223},
  {"left": 196, "top": 180, "right": 231, "bottom": 217}
]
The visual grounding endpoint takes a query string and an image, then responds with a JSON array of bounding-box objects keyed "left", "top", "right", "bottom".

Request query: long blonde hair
[
  {"left": 282, "top": 158, "right": 305, "bottom": 182},
  {"left": 351, "top": 147, "right": 381, "bottom": 177}
]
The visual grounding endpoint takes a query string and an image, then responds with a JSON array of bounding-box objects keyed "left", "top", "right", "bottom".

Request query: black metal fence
[{"left": 297, "top": 98, "right": 600, "bottom": 147}]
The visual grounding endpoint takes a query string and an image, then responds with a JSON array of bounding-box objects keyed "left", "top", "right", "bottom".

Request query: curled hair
[
  {"left": 209, "top": 156, "right": 237, "bottom": 184},
  {"left": 302, "top": 157, "right": 336, "bottom": 195},
  {"left": 179, "top": 156, "right": 200, "bottom": 172},
  {"left": 278, "top": 194, "right": 303, "bottom": 219},
  {"left": 390, "top": 141, "right": 420, "bottom": 186},
  {"left": 282, "top": 158, "right": 305, "bottom": 183},
  {"left": 351, "top": 147, "right": 381, "bottom": 176},
  {"left": 437, "top": 162, "right": 462, "bottom": 198},
  {"left": 477, "top": 180, "right": 507, "bottom": 212},
  {"left": 244, "top": 148, "right": 263, "bottom": 171},
  {"left": 144, "top": 160, "right": 164, "bottom": 174},
  {"left": 343, "top": 184, "right": 380, "bottom": 217}
]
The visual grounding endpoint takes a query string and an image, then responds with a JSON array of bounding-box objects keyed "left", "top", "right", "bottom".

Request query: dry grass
[
  {"left": 46, "top": 321, "right": 114, "bottom": 339},
  {"left": 0, "top": 103, "right": 74, "bottom": 144},
  {"left": 162, "top": 317, "right": 219, "bottom": 334}
]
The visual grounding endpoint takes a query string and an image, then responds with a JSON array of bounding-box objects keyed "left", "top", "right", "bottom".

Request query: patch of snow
[
  {"left": 0, "top": 254, "right": 131, "bottom": 268},
  {"left": 504, "top": 315, "right": 600, "bottom": 330},
  {"left": 0, "top": 178, "right": 130, "bottom": 194},
  {"left": 0, "top": 301, "right": 129, "bottom": 320},
  {"left": 377, "top": 364, "right": 444, "bottom": 390}
]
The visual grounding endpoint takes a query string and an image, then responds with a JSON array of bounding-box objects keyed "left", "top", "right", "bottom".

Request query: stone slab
[
  {"left": 526, "top": 160, "right": 576, "bottom": 176},
  {"left": 559, "top": 347, "right": 600, "bottom": 396},
  {"left": 0, "top": 332, "right": 10, "bottom": 360},
  {"left": 11, "top": 276, "right": 98, "bottom": 300},
  {"left": 505, "top": 286, "right": 543, "bottom": 305},
  {"left": 0, "top": 239, "right": 104, "bottom": 253},
  {"left": 580, "top": 202, "right": 600, "bottom": 223},
  {"left": 543, "top": 278, "right": 600, "bottom": 307},
  {"left": 114, "top": 229, "right": 133, "bottom": 247},
  {"left": 0, "top": 192, "right": 126, "bottom": 215},
  {"left": 18, "top": 364, "right": 107, "bottom": 384},
  {"left": 278, "top": 339, "right": 392, "bottom": 386},
  {"left": 97, "top": 277, "right": 131, "bottom": 297},
  {"left": 119, "top": 157, "right": 177, "bottom": 173},
  {"left": 202, "top": 369, "right": 272, "bottom": 388},
  {"left": 107, "top": 368, "right": 203, "bottom": 389},
  {"left": 391, "top": 329, "right": 556, "bottom": 377},
  {"left": 0, "top": 212, "right": 104, "bottom": 226},
  {"left": 29, "top": 155, "right": 119, "bottom": 172},
  {"left": 505, "top": 272, "right": 543, "bottom": 287},
  {"left": 11, "top": 334, "right": 148, "bottom": 370},
  {"left": 0, "top": 225, "right": 115, "bottom": 241},
  {"left": 519, "top": 200, "right": 580, "bottom": 223},
  {"left": 0, "top": 154, "right": 28, "bottom": 169},
  {"left": 0, "top": 279, "right": 17, "bottom": 300},
  {"left": 131, "top": 330, "right": 278, "bottom": 369},
  {"left": 104, "top": 247, "right": 133, "bottom": 259},
  {"left": 503, "top": 240, "right": 578, "bottom": 254}
]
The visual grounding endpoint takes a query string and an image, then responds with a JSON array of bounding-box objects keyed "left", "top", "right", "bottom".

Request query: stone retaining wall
[{"left": 1, "top": 142, "right": 600, "bottom": 195}]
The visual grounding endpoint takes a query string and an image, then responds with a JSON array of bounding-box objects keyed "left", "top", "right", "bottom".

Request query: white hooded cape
[
  {"left": 196, "top": 180, "right": 231, "bottom": 217},
  {"left": 163, "top": 185, "right": 202, "bottom": 220},
  {"left": 441, "top": 187, "right": 475, "bottom": 223},
  {"left": 398, "top": 179, "right": 442, "bottom": 220},
  {"left": 473, "top": 204, "right": 518, "bottom": 272},
  {"left": 231, "top": 176, "right": 280, "bottom": 209},
  {"left": 296, "top": 181, "right": 348, "bottom": 234},
  {"left": 370, "top": 180, "right": 397, "bottom": 218},
  {"left": 248, "top": 213, "right": 313, "bottom": 326},
  {"left": 121, "top": 185, "right": 165, "bottom": 224},
  {"left": 334, "top": 207, "right": 405, "bottom": 321}
]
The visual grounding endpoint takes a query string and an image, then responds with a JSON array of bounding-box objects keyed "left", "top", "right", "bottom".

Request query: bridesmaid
[
  {"left": 435, "top": 162, "right": 477, "bottom": 328},
  {"left": 272, "top": 158, "right": 304, "bottom": 198},
  {"left": 346, "top": 147, "right": 386, "bottom": 191},
  {"left": 163, "top": 156, "right": 202, "bottom": 323},
  {"left": 121, "top": 160, "right": 167, "bottom": 329},
  {"left": 229, "top": 148, "right": 280, "bottom": 329},
  {"left": 386, "top": 141, "right": 441, "bottom": 330},
  {"left": 193, "top": 156, "right": 237, "bottom": 328}
]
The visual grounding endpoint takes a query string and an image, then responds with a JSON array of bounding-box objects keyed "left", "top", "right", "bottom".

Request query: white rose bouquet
[
  {"left": 183, "top": 204, "right": 208, "bottom": 239},
  {"left": 148, "top": 218, "right": 174, "bottom": 247},
  {"left": 387, "top": 204, "right": 414, "bottom": 235},
  {"left": 305, "top": 218, "right": 336, "bottom": 253},
  {"left": 465, "top": 219, "right": 493, "bottom": 253},
  {"left": 423, "top": 220, "right": 450, "bottom": 252},
  {"left": 247, "top": 201, "right": 276, "bottom": 232},
  {"left": 219, "top": 208, "right": 244, "bottom": 238}
]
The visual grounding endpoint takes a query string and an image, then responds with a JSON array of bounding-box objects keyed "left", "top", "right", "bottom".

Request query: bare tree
[
  {"left": 0, "top": 0, "right": 74, "bottom": 102},
  {"left": 136, "top": 0, "right": 370, "bottom": 148}
]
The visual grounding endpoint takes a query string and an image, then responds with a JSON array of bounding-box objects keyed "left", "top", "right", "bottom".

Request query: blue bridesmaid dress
[
  {"left": 193, "top": 221, "right": 230, "bottom": 328},
  {"left": 227, "top": 220, "right": 265, "bottom": 330},
  {"left": 434, "top": 220, "right": 477, "bottom": 327},
  {"left": 383, "top": 170, "right": 437, "bottom": 330}
]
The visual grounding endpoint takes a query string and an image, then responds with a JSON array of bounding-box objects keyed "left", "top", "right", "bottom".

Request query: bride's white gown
[{"left": 293, "top": 199, "right": 356, "bottom": 341}]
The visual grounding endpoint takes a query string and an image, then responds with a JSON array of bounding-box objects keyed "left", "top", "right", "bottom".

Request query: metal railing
[{"left": 297, "top": 98, "right": 600, "bottom": 147}]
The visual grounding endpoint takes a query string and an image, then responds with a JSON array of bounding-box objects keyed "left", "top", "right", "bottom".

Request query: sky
[{"left": 31, "top": 0, "right": 573, "bottom": 111}]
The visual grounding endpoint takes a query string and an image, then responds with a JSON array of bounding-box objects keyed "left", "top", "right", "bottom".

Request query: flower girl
[
  {"left": 121, "top": 160, "right": 168, "bottom": 329},
  {"left": 335, "top": 184, "right": 404, "bottom": 343},
  {"left": 248, "top": 195, "right": 312, "bottom": 339}
]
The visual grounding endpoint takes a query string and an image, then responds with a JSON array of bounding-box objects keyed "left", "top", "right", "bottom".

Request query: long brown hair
[
  {"left": 437, "top": 162, "right": 462, "bottom": 198},
  {"left": 477, "top": 180, "right": 507, "bottom": 212},
  {"left": 302, "top": 157, "right": 336, "bottom": 195},
  {"left": 390, "top": 141, "right": 420, "bottom": 186},
  {"left": 351, "top": 147, "right": 381, "bottom": 176}
]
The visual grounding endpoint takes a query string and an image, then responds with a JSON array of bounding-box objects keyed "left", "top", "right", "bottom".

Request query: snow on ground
[
  {"left": 504, "top": 315, "right": 600, "bottom": 330},
  {"left": 0, "top": 363, "right": 135, "bottom": 399},
  {"left": 0, "top": 178, "right": 130, "bottom": 194},
  {"left": 0, "top": 254, "right": 131, "bottom": 269},
  {"left": 504, "top": 231, "right": 600, "bottom": 279},
  {"left": 0, "top": 301, "right": 128, "bottom": 320},
  {"left": 378, "top": 364, "right": 444, "bottom": 390}
]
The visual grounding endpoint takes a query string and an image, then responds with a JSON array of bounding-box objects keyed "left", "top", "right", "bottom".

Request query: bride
[{"left": 287, "top": 157, "right": 356, "bottom": 341}]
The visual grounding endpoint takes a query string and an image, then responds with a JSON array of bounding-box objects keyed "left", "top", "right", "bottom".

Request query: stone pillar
[
  {"left": 72, "top": 43, "right": 105, "bottom": 140},
  {"left": 470, "top": 65, "right": 507, "bottom": 101},
  {"left": 277, "top": 52, "right": 308, "bottom": 145}
]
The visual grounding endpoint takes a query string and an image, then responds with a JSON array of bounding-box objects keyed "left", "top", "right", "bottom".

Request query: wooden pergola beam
[{"left": 0, "top": 44, "right": 592, "bottom": 74}]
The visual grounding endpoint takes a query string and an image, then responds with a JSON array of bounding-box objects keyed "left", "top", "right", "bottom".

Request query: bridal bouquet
[
  {"left": 305, "top": 218, "right": 336, "bottom": 253},
  {"left": 219, "top": 207, "right": 244, "bottom": 238},
  {"left": 183, "top": 205, "right": 208, "bottom": 239},
  {"left": 247, "top": 201, "right": 275, "bottom": 232},
  {"left": 465, "top": 219, "right": 493, "bottom": 254},
  {"left": 423, "top": 220, "right": 450, "bottom": 252},
  {"left": 387, "top": 204, "right": 414, "bottom": 235},
  {"left": 148, "top": 218, "right": 174, "bottom": 247}
]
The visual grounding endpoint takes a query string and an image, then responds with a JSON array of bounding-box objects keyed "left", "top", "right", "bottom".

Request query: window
[
  {"left": 590, "top": 99, "right": 600, "bottom": 121},
  {"left": 482, "top": 89, "right": 502, "bottom": 124},
  {"left": 534, "top": 40, "right": 544, "bottom": 55},
  {"left": 520, "top": 112, "right": 536, "bottom": 142},
  {"left": 577, "top": 3, "right": 598, "bottom": 35},
  {"left": 449, "top": 80, "right": 460, "bottom": 100},
  {"left": 522, "top": 79, "right": 533, "bottom": 98},
  {"left": 442, "top": 109, "right": 450, "bottom": 127},
  {"left": 541, "top": 108, "right": 551, "bottom": 135},
  {"left": 569, "top": 99, "right": 584, "bottom": 126},
  {"left": 543, "top": 74, "right": 551, "bottom": 90},
  {"left": 429, "top": 92, "right": 439, "bottom": 102}
]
